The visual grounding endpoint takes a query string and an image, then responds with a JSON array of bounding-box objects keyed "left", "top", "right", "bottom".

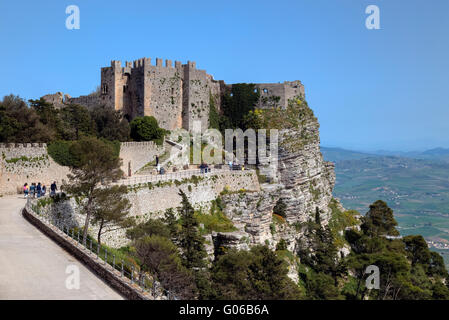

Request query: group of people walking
[{"left": 23, "top": 181, "right": 57, "bottom": 198}]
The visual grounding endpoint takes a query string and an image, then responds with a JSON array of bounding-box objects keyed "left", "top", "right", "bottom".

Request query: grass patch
[{"left": 195, "top": 199, "right": 236, "bottom": 234}]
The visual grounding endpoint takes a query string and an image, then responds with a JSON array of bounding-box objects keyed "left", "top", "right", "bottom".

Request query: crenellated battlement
[
  {"left": 0, "top": 143, "right": 47, "bottom": 149},
  {"left": 92, "top": 56, "right": 303, "bottom": 132},
  {"left": 106, "top": 57, "right": 197, "bottom": 73}
]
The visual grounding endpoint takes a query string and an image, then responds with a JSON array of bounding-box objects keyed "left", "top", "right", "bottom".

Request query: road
[{"left": 0, "top": 196, "right": 123, "bottom": 300}]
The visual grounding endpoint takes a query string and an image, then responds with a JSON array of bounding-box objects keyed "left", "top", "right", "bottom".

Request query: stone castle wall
[
  {"left": 0, "top": 143, "right": 70, "bottom": 195},
  {"left": 0, "top": 142, "right": 166, "bottom": 195},
  {"left": 69, "top": 92, "right": 100, "bottom": 109},
  {"left": 126, "top": 170, "right": 260, "bottom": 219},
  {"left": 98, "top": 58, "right": 221, "bottom": 132},
  {"left": 144, "top": 59, "right": 183, "bottom": 130},
  {"left": 119, "top": 141, "right": 165, "bottom": 175},
  {"left": 254, "top": 80, "right": 305, "bottom": 109},
  {"left": 35, "top": 170, "right": 260, "bottom": 248},
  {"left": 41, "top": 58, "right": 304, "bottom": 133}
]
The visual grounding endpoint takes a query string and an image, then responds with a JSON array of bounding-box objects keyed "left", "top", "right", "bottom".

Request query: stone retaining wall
[
  {"left": 0, "top": 141, "right": 166, "bottom": 195},
  {"left": 127, "top": 170, "right": 260, "bottom": 219},
  {"left": 35, "top": 170, "right": 260, "bottom": 248},
  {"left": 0, "top": 144, "right": 70, "bottom": 195}
]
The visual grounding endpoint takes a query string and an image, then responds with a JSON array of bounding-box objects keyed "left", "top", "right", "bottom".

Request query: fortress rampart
[
  {"left": 42, "top": 57, "right": 304, "bottom": 132},
  {"left": 0, "top": 142, "right": 165, "bottom": 195}
]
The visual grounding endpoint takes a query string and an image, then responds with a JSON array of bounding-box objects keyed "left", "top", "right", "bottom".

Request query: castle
[{"left": 43, "top": 57, "right": 305, "bottom": 131}]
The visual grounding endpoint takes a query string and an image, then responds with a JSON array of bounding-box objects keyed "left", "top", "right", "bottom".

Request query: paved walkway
[{"left": 0, "top": 196, "right": 123, "bottom": 300}]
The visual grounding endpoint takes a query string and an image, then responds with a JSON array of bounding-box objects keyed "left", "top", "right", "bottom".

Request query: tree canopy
[
  {"left": 129, "top": 116, "right": 166, "bottom": 145},
  {"left": 63, "top": 136, "right": 123, "bottom": 245}
]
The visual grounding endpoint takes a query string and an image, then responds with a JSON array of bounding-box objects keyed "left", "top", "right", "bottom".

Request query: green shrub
[
  {"left": 47, "top": 139, "right": 119, "bottom": 167},
  {"left": 47, "top": 140, "right": 75, "bottom": 166},
  {"left": 130, "top": 116, "right": 167, "bottom": 145},
  {"left": 276, "top": 239, "right": 288, "bottom": 251},
  {"left": 195, "top": 203, "right": 236, "bottom": 234},
  {"left": 126, "top": 219, "right": 171, "bottom": 240}
]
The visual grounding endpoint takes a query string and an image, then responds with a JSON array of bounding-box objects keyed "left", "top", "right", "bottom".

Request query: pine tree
[
  {"left": 164, "top": 207, "right": 179, "bottom": 240},
  {"left": 91, "top": 185, "right": 133, "bottom": 246},
  {"left": 361, "top": 200, "right": 399, "bottom": 237},
  {"left": 177, "top": 190, "right": 207, "bottom": 269}
]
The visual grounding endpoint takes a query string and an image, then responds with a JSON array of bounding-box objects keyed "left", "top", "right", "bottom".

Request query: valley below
[{"left": 322, "top": 147, "right": 449, "bottom": 266}]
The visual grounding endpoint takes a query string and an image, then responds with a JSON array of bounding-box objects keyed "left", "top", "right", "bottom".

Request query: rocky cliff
[{"left": 214, "top": 98, "right": 340, "bottom": 256}]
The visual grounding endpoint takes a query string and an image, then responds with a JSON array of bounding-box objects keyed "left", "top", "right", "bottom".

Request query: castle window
[
  {"left": 263, "top": 88, "right": 268, "bottom": 94},
  {"left": 171, "top": 88, "right": 174, "bottom": 95},
  {"left": 123, "top": 85, "right": 128, "bottom": 93},
  {"left": 102, "top": 84, "right": 108, "bottom": 95}
]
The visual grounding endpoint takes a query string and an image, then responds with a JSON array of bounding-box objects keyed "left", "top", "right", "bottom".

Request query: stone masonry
[
  {"left": 0, "top": 141, "right": 165, "bottom": 195},
  {"left": 42, "top": 58, "right": 305, "bottom": 132}
]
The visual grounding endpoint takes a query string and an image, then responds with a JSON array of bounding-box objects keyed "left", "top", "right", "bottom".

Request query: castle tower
[{"left": 98, "top": 57, "right": 302, "bottom": 132}]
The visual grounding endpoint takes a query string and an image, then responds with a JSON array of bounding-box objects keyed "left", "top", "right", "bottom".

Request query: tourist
[
  {"left": 23, "top": 183, "right": 29, "bottom": 198},
  {"left": 50, "top": 181, "right": 57, "bottom": 196},
  {"left": 36, "top": 183, "right": 42, "bottom": 198},
  {"left": 30, "top": 183, "right": 36, "bottom": 198},
  {"left": 42, "top": 185, "right": 46, "bottom": 197},
  {"left": 157, "top": 163, "right": 161, "bottom": 173}
]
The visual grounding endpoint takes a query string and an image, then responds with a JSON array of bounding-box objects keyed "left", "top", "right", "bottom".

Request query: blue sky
[{"left": 0, "top": 0, "right": 448, "bottom": 151}]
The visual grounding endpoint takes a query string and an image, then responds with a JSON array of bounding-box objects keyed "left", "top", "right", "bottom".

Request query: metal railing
[
  {"left": 25, "top": 198, "right": 177, "bottom": 300},
  {"left": 115, "top": 168, "right": 225, "bottom": 186}
]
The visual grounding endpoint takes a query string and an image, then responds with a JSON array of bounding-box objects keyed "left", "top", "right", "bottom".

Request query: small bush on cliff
[
  {"left": 126, "top": 218, "right": 172, "bottom": 240},
  {"left": 194, "top": 200, "right": 236, "bottom": 234}
]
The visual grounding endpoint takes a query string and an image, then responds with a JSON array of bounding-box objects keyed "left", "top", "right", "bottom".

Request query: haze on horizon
[{"left": 0, "top": 0, "right": 448, "bottom": 152}]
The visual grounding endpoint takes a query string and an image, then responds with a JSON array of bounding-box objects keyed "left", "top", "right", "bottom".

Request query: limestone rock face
[
  {"left": 218, "top": 187, "right": 281, "bottom": 248},
  {"left": 216, "top": 100, "right": 340, "bottom": 257},
  {"left": 212, "top": 231, "right": 250, "bottom": 252},
  {"left": 277, "top": 127, "right": 336, "bottom": 225}
]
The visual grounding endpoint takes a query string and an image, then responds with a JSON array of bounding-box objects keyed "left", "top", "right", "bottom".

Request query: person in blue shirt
[
  {"left": 30, "top": 183, "right": 36, "bottom": 198},
  {"left": 36, "top": 183, "right": 42, "bottom": 198}
]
